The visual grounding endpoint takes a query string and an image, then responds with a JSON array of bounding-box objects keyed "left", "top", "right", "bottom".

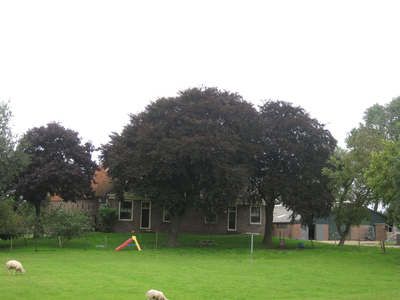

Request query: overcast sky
[{"left": 1, "top": 1, "right": 400, "bottom": 163}]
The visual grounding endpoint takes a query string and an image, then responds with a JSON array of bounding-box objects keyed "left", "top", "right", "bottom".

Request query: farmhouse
[
  {"left": 47, "top": 166, "right": 266, "bottom": 235},
  {"left": 47, "top": 166, "right": 389, "bottom": 241}
]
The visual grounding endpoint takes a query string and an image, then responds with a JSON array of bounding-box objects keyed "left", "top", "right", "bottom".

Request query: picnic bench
[{"left": 194, "top": 240, "right": 216, "bottom": 247}]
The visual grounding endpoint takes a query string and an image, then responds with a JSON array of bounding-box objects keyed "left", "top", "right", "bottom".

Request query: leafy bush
[
  {"left": 43, "top": 206, "right": 91, "bottom": 246},
  {"left": 0, "top": 197, "right": 25, "bottom": 240},
  {"left": 98, "top": 204, "right": 118, "bottom": 232}
]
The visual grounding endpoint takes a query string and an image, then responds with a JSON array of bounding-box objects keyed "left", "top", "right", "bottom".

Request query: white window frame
[
  {"left": 250, "top": 206, "right": 261, "bottom": 224},
  {"left": 227, "top": 205, "right": 237, "bottom": 231},
  {"left": 163, "top": 210, "right": 170, "bottom": 222},
  {"left": 140, "top": 201, "right": 151, "bottom": 229},
  {"left": 119, "top": 200, "right": 133, "bottom": 221}
]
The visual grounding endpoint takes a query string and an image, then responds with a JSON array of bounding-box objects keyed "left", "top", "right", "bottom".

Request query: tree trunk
[
  {"left": 33, "top": 202, "right": 41, "bottom": 239},
  {"left": 262, "top": 201, "right": 275, "bottom": 245},
  {"left": 337, "top": 225, "right": 350, "bottom": 246},
  {"left": 167, "top": 214, "right": 182, "bottom": 247},
  {"left": 167, "top": 202, "right": 187, "bottom": 247},
  {"left": 61, "top": 238, "right": 72, "bottom": 247}
]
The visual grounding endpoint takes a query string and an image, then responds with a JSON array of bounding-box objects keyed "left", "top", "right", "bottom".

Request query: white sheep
[
  {"left": 146, "top": 289, "right": 169, "bottom": 300},
  {"left": 6, "top": 260, "right": 25, "bottom": 276}
]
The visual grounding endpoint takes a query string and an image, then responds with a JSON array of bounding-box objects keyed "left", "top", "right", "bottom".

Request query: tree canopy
[
  {"left": 43, "top": 206, "right": 91, "bottom": 246},
  {"left": 101, "top": 87, "right": 264, "bottom": 246},
  {"left": 254, "top": 100, "right": 336, "bottom": 244},
  {"left": 366, "top": 133, "right": 400, "bottom": 225},
  {"left": 363, "top": 95, "right": 400, "bottom": 140},
  {"left": 0, "top": 100, "right": 30, "bottom": 194},
  {"left": 323, "top": 127, "right": 382, "bottom": 246},
  {"left": 0, "top": 198, "right": 25, "bottom": 241},
  {"left": 12, "top": 122, "right": 98, "bottom": 217}
]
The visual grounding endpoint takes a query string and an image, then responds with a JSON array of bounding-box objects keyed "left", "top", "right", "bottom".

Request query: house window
[
  {"left": 250, "top": 206, "right": 261, "bottom": 224},
  {"left": 163, "top": 210, "right": 170, "bottom": 222},
  {"left": 205, "top": 213, "right": 217, "bottom": 224},
  {"left": 140, "top": 201, "right": 151, "bottom": 229},
  {"left": 119, "top": 201, "right": 133, "bottom": 221},
  {"left": 90, "top": 203, "right": 93, "bottom": 212},
  {"left": 277, "top": 223, "right": 287, "bottom": 228},
  {"left": 228, "top": 206, "right": 237, "bottom": 231}
]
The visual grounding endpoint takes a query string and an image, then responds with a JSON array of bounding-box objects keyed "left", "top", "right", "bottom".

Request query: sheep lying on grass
[
  {"left": 6, "top": 260, "right": 25, "bottom": 276},
  {"left": 146, "top": 289, "right": 169, "bottom": 300}
]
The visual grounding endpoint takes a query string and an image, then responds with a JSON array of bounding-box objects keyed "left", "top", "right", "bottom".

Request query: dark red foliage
[
  {"left": 255, "top": 100, "right": 337, "bottom": 243},
  {"left": 13, "top": 122, "right": 99, "bottom": 215},
  {"left": 101, "top": 87, "right": 264, "bottom": 246}
]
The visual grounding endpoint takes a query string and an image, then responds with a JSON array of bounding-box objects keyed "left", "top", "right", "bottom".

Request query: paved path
[{"left": 318, "top": 240, "right": 400, "bottom": 248}]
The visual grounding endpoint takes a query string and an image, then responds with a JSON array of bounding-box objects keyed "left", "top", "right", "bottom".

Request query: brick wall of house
[
  {"left": 46, "top": 199, "right": 100, "bottom": 229},
  {"left": 375, "top": 224, "right": 387, "bottom": 241},
  {"left": 291, "top": 224, "right": 303, "bottom": 240},
  {"left": 110, "top": 200, "right": 266, "bottom": 235},
  {"left": 351, "top": 225, "right": 367, "bottom": 240},
  {"left": 350, "top": 224, "right": 388, "bottom": 241},
  {"left": 324, "top": 224, "right": 329, "bottom": 240},
  {"left": 273, "top": 224, "right": 293, "bottom": 239}
]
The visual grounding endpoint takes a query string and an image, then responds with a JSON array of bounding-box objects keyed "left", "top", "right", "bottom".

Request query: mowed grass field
[{"left": 1, "top": 233, "right": 399, "bottom": 300}]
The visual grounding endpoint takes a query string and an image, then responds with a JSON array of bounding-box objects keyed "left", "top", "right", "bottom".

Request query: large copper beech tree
[
  {"left": 252, "top": 101, "right": 337, "bottom": 244},
  {"left": 101, "top": 87, "right": 264, "bottom": 247},
  {"left": 13, "top": 122, "right": 98, "bottom": 217}
]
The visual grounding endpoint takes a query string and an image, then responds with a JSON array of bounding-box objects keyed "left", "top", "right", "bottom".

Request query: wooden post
[
  {"left": 279, "top": 239, "right": 285, "bottom": 249},
  {"left": 380, "top": 239, "right": 386, "bottom": 254},
  {"left": 105, "top": 236, "right": 107, "bottom": 251},
  {"left": 358, "top": 240, "right": 361, "bottom": 252},
  {"left": 58, "top": 236, "right": 62, "bottom": 249},
  {"left": 156, "top": 230, "right": 159, "bottom": 249}
]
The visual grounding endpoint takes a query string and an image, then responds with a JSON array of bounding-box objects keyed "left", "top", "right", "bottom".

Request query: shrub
[
  {"left": 98, "top": 204, "right": 118, "bottom": 232},
  {"left": 0, "top": 197, "right": 25, "bottom": 240},
  {"left": 43, "top": 206, "right": 91, "bottom": 246}
]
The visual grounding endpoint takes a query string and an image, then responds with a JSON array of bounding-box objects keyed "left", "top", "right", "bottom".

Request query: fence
[{"left": 0, "top": 232, "right": 172, "bottom": 252}]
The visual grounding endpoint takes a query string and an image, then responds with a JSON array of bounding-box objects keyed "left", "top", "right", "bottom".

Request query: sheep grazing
[
  {"left": 146, "top": 289, "right": 169, "bottom": 300},
  {"left": 6, "top": 260, "right": 25, "bottom": 276}
]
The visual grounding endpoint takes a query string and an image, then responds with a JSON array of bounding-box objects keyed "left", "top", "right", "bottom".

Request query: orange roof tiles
[
  {"left": 92, "top": 165, "right": 114, "bottom": 197},
  {"left": 47, "top": 165, "right": 114, "bottom": 201}
]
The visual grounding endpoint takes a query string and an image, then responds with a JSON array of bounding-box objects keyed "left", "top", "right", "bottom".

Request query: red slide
[{"left": 115, "top": 238, "right": 133, "bottom": 251}]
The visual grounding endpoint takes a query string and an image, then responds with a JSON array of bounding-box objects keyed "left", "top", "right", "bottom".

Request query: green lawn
[{"left": 1, "top": 233, "right": 399, "bottom": 299}]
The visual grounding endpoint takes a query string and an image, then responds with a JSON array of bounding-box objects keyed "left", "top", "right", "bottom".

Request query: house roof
[
  {"left": 47, "top": 165, "right": 113, "bottom": 201},
  {"left": 92, "top": 165, "right": 113, "bottom": 197},
  {"left": 273, "top": 205, "right": 388, "bottom": 224},
  {"left": 273, "top": 205, "right": 300, "bottom": 223}
]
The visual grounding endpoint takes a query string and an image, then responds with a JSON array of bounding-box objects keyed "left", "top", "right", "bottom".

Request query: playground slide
[
  {"left": 115, "top": 238, "right": 133, "bottom": 251},
  {"left": 115, "top": 236, "right": 142, "bottom": 251}
]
